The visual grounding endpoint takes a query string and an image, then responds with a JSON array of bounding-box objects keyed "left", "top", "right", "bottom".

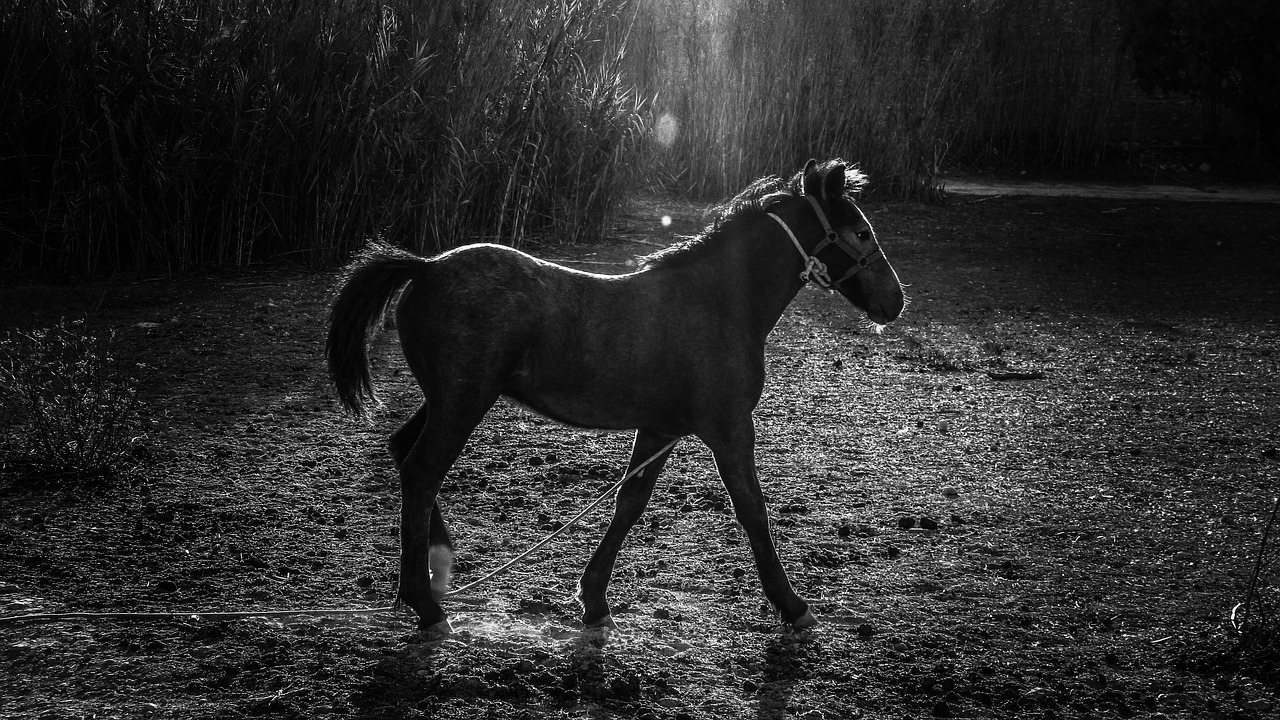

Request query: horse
[{"left": 326, "top": 159, "right": 906, "bottom": 634}]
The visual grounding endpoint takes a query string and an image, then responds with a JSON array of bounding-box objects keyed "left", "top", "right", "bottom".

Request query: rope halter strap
[{"left": 766, "top": 195, "right": 884, "bottom": 289}]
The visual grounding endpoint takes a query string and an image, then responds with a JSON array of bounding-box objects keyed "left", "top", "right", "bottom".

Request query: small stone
[
  {"left": 885, "top": 545, "right": 901, "bottom": 558},
  {"left": 856, "top": 623, "right": 875, "bottom": 637},
  {"left": 732, "top": 567, "right": 746, "bottom": 579},
  {"left": 837, "top": 524, "right": 852, "bottom": 538},
  {"left": 950, "top": 514, "right": 965, "bottom": 525},
  {"left": 919, "top": 517, "right": 939, "bottom": 531},
  {"left": 931, "top": 700, "right": 951, "bottom": 717},
  {"left": 528, "top": 456, "right": 544, "bottom": 467},
  {"left": 544, "top": 452, "right": 558, "bottom": 464},
  {"left": 154, "top": 580, "right": 177, "bottom": 593},
  {"left": 743, "top": 679, "right": 759, "bottom": 692},
  {"left": 355, "top": 576, "right": 374, "bottom": 588},
  {"left": 898, "top": 516, "right": 917, "bottom": 531},
  {"left": 942, "top": 486, "right": 960, "bottom": 498}
]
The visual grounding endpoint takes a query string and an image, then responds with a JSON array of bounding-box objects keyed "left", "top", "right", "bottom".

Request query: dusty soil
[{"left": 2, "top": 193, "right": 1279, "bottom": 719}]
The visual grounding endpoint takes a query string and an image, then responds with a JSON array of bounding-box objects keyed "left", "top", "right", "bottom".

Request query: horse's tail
[{"left": 326, "top": 241, "right": 431, "bottom": 417}]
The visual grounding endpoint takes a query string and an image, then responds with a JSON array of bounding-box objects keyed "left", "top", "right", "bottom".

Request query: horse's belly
[{"left": 502, "top": 368, "right": 686, "bottom": 433}]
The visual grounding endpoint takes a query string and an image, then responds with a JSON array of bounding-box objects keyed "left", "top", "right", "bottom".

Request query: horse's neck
[{"left": 726, "top": 221, "right": 808, "bottom": 339}]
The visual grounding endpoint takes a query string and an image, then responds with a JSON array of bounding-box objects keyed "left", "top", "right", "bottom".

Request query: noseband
[{"left": 766, "top": 195, "right": 884, "bottom": 289}]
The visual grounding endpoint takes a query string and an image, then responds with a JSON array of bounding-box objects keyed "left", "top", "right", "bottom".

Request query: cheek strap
[{"left": 766, "top": 195, "right": 883, "bottom": 289}]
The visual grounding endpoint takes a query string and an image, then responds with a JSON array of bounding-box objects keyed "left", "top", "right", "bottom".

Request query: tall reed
[
  {"left": 0, "top": 0, "right": 645, "bottom": 274},
  {"left": 0, "top": 0, "right": 1130, "bottom": 274},
  {"left": 627, "top": 0, "right": 1125, "bottom": 198}
]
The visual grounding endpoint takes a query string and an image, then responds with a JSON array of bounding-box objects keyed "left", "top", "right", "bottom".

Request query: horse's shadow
[
  {"left": 345, "top": 610, "right": 836, "bottom": 720},
  {"left": 751, "top": 631, "right": 825, "bottom": 720},
  {"left": 344, "top": 615, "right": 629, "bottom": 718}
]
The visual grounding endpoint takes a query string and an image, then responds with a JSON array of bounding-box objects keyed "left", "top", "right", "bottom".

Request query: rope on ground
[
  {"left": 0, "top": 607, "right": 397, "bottom": 625},
  {"left": 0, "top": 437, "right": 680, "bottom": 626}
]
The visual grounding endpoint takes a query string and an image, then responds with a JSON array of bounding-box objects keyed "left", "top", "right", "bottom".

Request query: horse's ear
[
  {"left": 802, "top": 159, "right": 820, "bottom": 196},
  {"left": 823, "top": 163, "right": 847, "bottom": 198}
]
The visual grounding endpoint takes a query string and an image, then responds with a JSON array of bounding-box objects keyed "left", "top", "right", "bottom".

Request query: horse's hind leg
[
  {"left": 578, "top": 429, "right": 678, "bottom": 627},
  {"left": 389, "top": 405, "right": 455, "bottom": 600},
  {"left": 394, "top": 390, "right": 495, "bottom": 633}
]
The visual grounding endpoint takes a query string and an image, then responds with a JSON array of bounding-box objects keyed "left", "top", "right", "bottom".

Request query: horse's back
[{"left": 391, "top": 243, "right": 614, "bottom": 370}]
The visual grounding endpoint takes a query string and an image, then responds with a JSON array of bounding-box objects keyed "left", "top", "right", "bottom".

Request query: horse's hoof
[
  {"left": 584, "top": 614, "right": 617, "bottom": 630},
  {"left": 788, "top": 609, "right": 818, "bottom": 630},
  {"left": 418, "top": 618, "right": 453, "bottom": 640}
]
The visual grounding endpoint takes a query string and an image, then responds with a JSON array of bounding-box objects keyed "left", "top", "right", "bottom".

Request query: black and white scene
[{"left": 2, "top": 1, "right": 1279, "bottom": 718}]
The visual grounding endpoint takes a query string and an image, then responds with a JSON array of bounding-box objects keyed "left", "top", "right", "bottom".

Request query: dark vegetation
[
  {"left": 1124, "top": 0, "right": 1280, "bottom": 148},
  {"left": 1, "top": 0, "right": 644, "bottom": 273},
  {"left": 3, "top": 0, "right": 1277, "bottom": 275}
]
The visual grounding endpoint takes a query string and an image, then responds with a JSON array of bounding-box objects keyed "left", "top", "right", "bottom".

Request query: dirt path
[
  {"left": 2, "top": 194, "right": 1279, "bottom": 719},
  {"left": 944, "top": 178, "right": 1280, "bottom": 203}
]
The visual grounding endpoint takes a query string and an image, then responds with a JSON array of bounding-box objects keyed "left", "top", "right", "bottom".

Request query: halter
[{"left": 766, "top": 195, "right": 884, "bottom": 289}]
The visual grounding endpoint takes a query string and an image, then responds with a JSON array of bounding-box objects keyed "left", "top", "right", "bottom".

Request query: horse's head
[{"left": 798, "top": 159, "right": 906, "bottom": 327}]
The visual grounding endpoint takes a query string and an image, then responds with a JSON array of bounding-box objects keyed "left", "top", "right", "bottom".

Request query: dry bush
[
  {"left": 1234, "top": 497, "right": 1280, "bottom": 683},
  {"left": 0, "top": 320, "right": 143, "bottom": 480}
]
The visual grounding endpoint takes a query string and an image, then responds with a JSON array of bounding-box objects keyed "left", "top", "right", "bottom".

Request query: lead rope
[
  {"left": 443, "top": 437, "right": 678, "bottom": 598},
  {"left": 0, "top": 438, "right": 680, "bottom": 626},
  {"left": 767, "top": 194, "right": 839, "bottom": 287}
]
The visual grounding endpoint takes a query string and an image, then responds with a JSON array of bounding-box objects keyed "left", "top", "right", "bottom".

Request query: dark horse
[{"left": 327, "top": 159, "right": 905, "bottom": 634}]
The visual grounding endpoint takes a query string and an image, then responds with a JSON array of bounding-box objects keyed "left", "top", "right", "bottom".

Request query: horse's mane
[{"left": 640, "top": 159, "right": 867, "bottom": 271}]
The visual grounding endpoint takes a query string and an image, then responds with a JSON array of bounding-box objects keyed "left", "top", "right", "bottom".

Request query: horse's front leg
[
  {"left": 702, "top": 418, "right": 816, "bottom": 629},
  {"left": 578, "top": 428, "right": 678, "bottom": 627}
]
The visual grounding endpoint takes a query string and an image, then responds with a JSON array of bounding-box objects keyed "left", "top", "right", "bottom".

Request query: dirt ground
[{"left": 2, "top": 191, "right": 1279, "bottom": 719}]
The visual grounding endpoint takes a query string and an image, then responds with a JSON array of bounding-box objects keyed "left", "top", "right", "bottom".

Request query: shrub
[
  {"left": 1233, "top": 497, "right": 1280, "bottom": 683},
  {"left": 0, "top": 319, "right": 143, "bottom": 479}
]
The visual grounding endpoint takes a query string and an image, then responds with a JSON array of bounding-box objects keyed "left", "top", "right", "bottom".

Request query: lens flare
[{"left": 654, "top": 113, "right": 678, "bottom": 148}]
